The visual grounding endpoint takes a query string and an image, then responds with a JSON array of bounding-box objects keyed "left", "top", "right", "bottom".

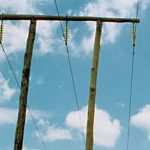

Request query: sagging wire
[
  {"left": 126, "top": 1, "right": 140, "bottom": 150},
  {"left": 0, "top": 13, "right": 48, "bottom": 150},
  {"left": 53, "top": 0, "right": 86, "bottom": 145},
  {"left": 126, "top": 24, "right": 136, "bottom": 150}
]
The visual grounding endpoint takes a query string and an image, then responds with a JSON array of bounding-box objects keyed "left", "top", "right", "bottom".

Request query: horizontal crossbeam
[{"left": 1, "top": 14, "right": 140, "bottom": 23}]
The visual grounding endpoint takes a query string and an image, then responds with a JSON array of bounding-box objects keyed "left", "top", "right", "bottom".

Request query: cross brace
[{"left": 1, "top": 14, "right": 140, "bottom": 23}]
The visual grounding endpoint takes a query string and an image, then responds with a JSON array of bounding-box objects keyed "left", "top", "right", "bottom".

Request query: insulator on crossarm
[
  {"left": 0, "top": 12, "right": 4, "bottom": 43},
  {"left": 64, "top": 21, "right": 69, "bottom": 45},
  {"left": 0, "top": 13, "right": 4, "bottom": 43},
  {"left": 0, "top": 23, "right": 4, "bottom": 43},
  {"left": 132, "top": 24, "right": 136, "bottom": 47}
]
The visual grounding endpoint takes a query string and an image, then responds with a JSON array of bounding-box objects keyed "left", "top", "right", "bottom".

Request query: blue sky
[{"left": 0, "top": 0, "right": 150, "bottom": 150}]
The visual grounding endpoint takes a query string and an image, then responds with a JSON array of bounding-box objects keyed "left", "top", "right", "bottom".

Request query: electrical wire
[
  {"left": 136, "top": 0, "right": 140, "bottom": 19},
  {"left": 0, "top": 43, "right": 20, "bottom": 88},
  {"left": 0, "top": 42, "right": 48, "bottom": 150},
  {"left": 126, "top": 41, "right": 135, "bottom": 150},
  {"left": 53, "top": 0, "right": 65, "bottom": 38},
  {"left": 126, "top": 1, "right": 140, "bottom": 150},
  {"left": 53, "top": 0, "right": 86, "bottom": 145}
]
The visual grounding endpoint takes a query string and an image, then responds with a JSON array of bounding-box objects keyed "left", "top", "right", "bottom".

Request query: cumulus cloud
[
  {"left": 23, "top": 145, "right": 40, "bottom": 150},
  {"left": 78, "top": 0, "right": 150, "bottom": 54},
  {"left": 35, "top": 119, "right": 72, "bottom": 142},
  {"left": 0, "top": 72, "right": 16, "bottom": 103},
  {"left": 131, "top": 104, "right": 150, "bottom": 141},
  {"left": 0, "top": 0, "right": 59, "bottom": 59},
  {"left": 0, "top": 20, "right": 59, "bottom": 59},
  {"left": 66, "top": 105, "right": 121, "bottom": 148},
  {"left": 0, "top": 21, "right": 29, "bottom": 58},
  {"left": 1, "top": 105, "right": 121, "bottom": 146},
  {"left": 36, "top": 21, "right": 59, "bottom": 54},
  {"left": 35, "top": 125, "right": 72, "bottom": 142},
  {"left": 0, "top": 0, "right": 49, "bottom": 14},
  {"left": 0, "top": 0, "right": 33, "bottom": 14},
  {"left": 0, "top": 107, "right": 50, "bottom": 126},
  {"left": 0, "top": 107, "right": 17, "bottom": 125}
]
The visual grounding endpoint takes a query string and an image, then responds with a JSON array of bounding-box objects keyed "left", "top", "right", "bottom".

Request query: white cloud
[
  {"left": 0, "top": 107, "right": 71, "bottom": 147},
  {"left": 131, "top": 104, "right": 150, "bottom": 141},
  {"left": 78, "top": 0, "right": 150, "bottom": 54},
  {"left": 36, "top": 21, "right": 59, "bottom": 54},
  {"left": 36, "top": 125, "right": 72, "bottom": 142},
  {"left": 0, "top": 107, "right": 50, "bottom": 126},
  {"left": 141, "top": 0, "right": 150, "bottom": 10},
  {"left": 0, "top": 0, "right": 59, "bottom": 59},
  {"left": 66, "top": 105, "right": 121, "bottom": 148},
  {"left": 44, "top": 126, "right": 72, "bottom": 142},
  {"left": 80, "top": 28, "right": 95, "bottom": 55},
  {"left": 0, "top": 0, "right": 33, "bottom": 13},
  {"left": 0, "top": 0, "right": 49, "bottom": 14},
  {"left": 27, "top": 109, "right": 50, "bottom": 121},
  {"left": 23, "top": 145, "right": 40, "bottom": 150},
  {"left": 0, "top": 72, "right": 16, "bottom": 103},
  {"left": 0, "top": 107, "right": 17, "bottom": 125},
  {"left": 35, "top": 119, "right": 72, "bottom": 142},
  {"left": 0, "top": 21, "right": 29, "bottom": 58},
  {"left": 0, "top": 20, "right": 59, "bottom": 60}
]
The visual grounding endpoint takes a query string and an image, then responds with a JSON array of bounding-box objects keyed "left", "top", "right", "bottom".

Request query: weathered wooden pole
[
  {"left": 14, "top": 19, "right": 36, "bottom": 150},
  {"left": 1, "top": 14, "right": 140, "bottom": 23},
  {"left": 86, "top": 21, "right": 102, "bottom": 150}
]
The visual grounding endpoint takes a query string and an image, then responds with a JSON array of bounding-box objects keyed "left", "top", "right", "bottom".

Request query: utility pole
[
  {"left": 14, "top": 19, "right": 36, "bottom": 150},
  {"left": 85, "top": 17, "right": 139, "bottom": 150},
  {"left": 0, "top": 13, "right": 139, "bottom": 150},
  {"left": 86, "top": 21, "right": 102, "bottom": 150}
]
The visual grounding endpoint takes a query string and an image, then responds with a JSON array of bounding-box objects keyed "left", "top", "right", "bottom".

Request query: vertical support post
[
  {"left": 14, "top": 19, "right": 36, "bottom": 150},
  {"left": 86, "top": 21, "right": 102, "bottom": 150}
]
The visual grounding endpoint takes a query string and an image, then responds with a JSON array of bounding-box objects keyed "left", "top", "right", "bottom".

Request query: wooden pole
[
  {"left": 14, "top": 19, "right": 36, "bottom": 150},
  {"left": 1, "top": 14, "right": 140, "bottom": 23},
  {"left": 86, "top": 21, "right": 102, "bottom": 150}
]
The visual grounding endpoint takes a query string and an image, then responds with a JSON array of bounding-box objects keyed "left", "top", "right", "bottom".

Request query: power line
[
  {"left": 0, "top": 42, "right": 48, "bottom": 150},
  {"left": 53, "top": 0, "right": 86, "bottom": 144},
  {"left": 126, "top": 1, "right": 140, "bottom": 150},
  {"left": 126, "top": 41, "right": 136, "bottom": 150},
  {"left": 53, "top": 0, "right": 64, "bottom": 36},
  {"left": 0, "top": 43, "right": 20, "bottom": 88},
  {"left": 136, "top": 0, "right": 140, "bottom": 19}
]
